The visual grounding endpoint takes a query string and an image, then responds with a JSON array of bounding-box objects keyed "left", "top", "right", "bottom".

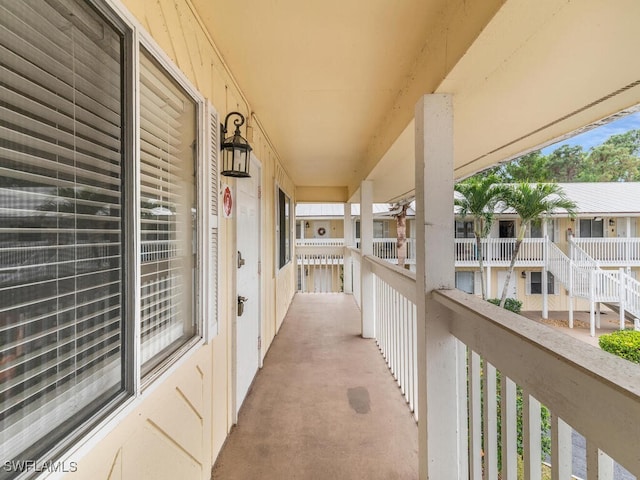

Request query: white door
[
  {"left": 314, "top": 267, "right": 330, "bottom": 292},
  {"left": 616, "top": 218, "right": 636, "bottom": 237},
  {"left": 497, "top": 270, "right": 517, "bottom": 299},
  {"left": 235, "top": 157, "right": 261, "bottom": 417}
]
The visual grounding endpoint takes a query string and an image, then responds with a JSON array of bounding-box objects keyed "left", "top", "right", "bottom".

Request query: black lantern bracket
[{"left": 220, "top": 111, "right": 252, "bottom": 178}]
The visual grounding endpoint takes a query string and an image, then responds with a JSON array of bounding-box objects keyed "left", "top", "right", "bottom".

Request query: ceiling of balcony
[{"left": 191, "top": 0, "right": 640, "bottom": 203}]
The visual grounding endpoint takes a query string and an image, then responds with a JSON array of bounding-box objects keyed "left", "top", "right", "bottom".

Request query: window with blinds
[
  {"left": 139, "top": 50, "right": 197, "bottom": 374},
  {"left": 0, "top": 0, "right": 125, "bottom": 465}
]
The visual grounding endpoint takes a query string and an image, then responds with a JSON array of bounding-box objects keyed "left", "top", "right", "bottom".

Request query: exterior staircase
[{"left": 546, "top": 238, "right": 640, "bottom": 335}]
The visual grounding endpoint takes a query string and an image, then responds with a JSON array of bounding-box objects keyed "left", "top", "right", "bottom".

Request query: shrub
[
  {"left": 487, "top": 298, "right": 522, "bottom": 314},
  {"left": 598, "top": 330, "right": 640, "bottom": 364}
]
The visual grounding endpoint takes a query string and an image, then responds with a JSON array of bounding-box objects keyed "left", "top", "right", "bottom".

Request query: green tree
[
  {"left": 498, "top": 183, "right": 576, "bottom": 307},
  {"left": 546, "top": 144, "right": 586, "bottom": 181},
  {"left": 485, "top": 128, "right": 640, "bottom": 184},
  {"left": 579, "top": 130, "right": 640, "bottom": 182},
  {"left": 454, "top": 175, "right": 508, "bottom": 300},
  {"left": 500, "top": 151, "right": 551, "bottom": 182}
]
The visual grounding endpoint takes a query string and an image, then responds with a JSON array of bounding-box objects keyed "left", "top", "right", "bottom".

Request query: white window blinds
[
  {"left": 139, "top": 50, "right": 197, "bottom": 373},
  {"left": 0, "top": 0, "right": 124, "bottom": 463}
]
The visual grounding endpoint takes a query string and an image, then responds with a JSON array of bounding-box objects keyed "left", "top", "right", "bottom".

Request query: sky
[{"left": 540, "top": 110, "right": 640, "bottom": 154}]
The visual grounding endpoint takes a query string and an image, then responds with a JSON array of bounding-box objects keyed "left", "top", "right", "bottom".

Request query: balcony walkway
[{"left": 211, "top": 293, "right": 418, "bottom": 480}]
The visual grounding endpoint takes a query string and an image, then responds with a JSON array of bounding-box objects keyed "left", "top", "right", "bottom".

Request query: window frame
[
  {"left": 277, "top": 187, "right": 292, "bottom": 269},
  {"left": 579, "top": 218, "right": 604, "bottom": 238},
  {"left": 0, "top": 0, "right": 211, "bottom": 468},
  {"left": 118, "top": 0, "right": 209, "bottom": 383},
  {"left": 455, "top": 220, "right": 475, "bottom": 239},
  {"left": 0, "top": 0, "right": 133, "bottom": 466},
  {"left": 455, "top": 271, "right": 476, "bottom": 294},
  {"left": 135, "top": 40, "right": 205, "bottom": 384},
  {"left": 528, "top": 271, "right": 556, "bottom": 295}
]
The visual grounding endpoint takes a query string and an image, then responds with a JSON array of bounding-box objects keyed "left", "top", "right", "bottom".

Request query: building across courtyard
[{"left": 296, "top": 182, "right": 640, "bottom": 335}]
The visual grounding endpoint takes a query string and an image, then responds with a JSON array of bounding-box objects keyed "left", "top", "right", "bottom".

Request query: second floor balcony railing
[
  {"left": 297, "top": 236, "right": 640, "bottom": 272},
  {"left": 297, "top": 237, "right": 416, "bottom": 265},
  {"left": 348, "top": 251, "right": 640, "bottom": 479},
  {"left": 573, "top": 237, "right": 640, "bottom": 265},
  {"left": 454, "top": 237, "right": 546, "bottom": 266}
]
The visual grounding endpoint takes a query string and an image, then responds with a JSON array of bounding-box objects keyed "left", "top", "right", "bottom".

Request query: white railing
[
  {"left": 435, "top": 288, "right": 640, "bottom": 480},
  {"left": 570, "top": 237, "right": 600, "bottom": 268},
  {"left": 297, "top": 236, "right": 640, "bottom": 266},
  {"left": 547, "top": 242, "right": 571, "bottom": 286},
  {"left": 296, "top": 245, "right": 344, "bottom": 293},
  {"left": 356, "top": 254, "right": 640, "bottom": 478},
  {"left": 624, "top": 275, "right": 640, "bottom": 330},
  {"left": 296, "top": 237, "right": 417, "bottom": 265},
  {"left": 592, "top": 269, "right": 622, "bottom": 302},
  {"left": 370, "top": 237, "right": 416, "bottom": 265},
  {"left": 296, "top": 238, "right": 345, "bottom": 247},
  {"left": 574, "top": 237, "right": 640, "bottom": 265},
  {"left": 455, "top": 238, "right": 545, "bottom": 266},
  {"left": 546, "top": 239, "right": 640, "bottom": 335},
  {"left": 454, "top": 238, "right": 478, "bottom": 264},
  {"left": 368, "top": 255, "right": 418, "bottom": 417}
]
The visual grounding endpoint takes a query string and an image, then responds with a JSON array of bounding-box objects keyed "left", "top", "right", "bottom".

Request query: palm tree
[
  {"left": 454, "top": 175, "right": 508, "bottom": 300},
  {"left": 390, "top": 201, "right": 411, "bottom": 268},
  {"left": 498, "top": 183, "right": 577, "bottom": 307}
]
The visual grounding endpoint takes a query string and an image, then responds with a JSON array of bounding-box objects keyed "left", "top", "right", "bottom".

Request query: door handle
[
  {"left": 237, "top": 250, "right": 245, "bottom": 269},
  {"left": 237, "top": 295, "right": 248, "bottom": 316}
]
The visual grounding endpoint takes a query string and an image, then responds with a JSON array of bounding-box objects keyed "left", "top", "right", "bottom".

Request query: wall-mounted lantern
[{"left": 221, "top": 111, "right": 252, "bottom": 178}]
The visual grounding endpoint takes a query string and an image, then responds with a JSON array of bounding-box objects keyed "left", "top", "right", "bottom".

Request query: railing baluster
[
  {"left": 523, "top": 390, "right": 542, "bottom": 480},
  {"left": 501, "top": 376, "right": 518, "bottom": 480},
  {"left": 469, "top": 350, "right": 482, "bottom": 480},
  {"left": 550, "top": 414, "right": 571, "bottom": 480},
  {"left": 412, "top": 303, "right": 417, "bottom": 415},
  {"left": 385, "top": 281, "right": 390, "bottom": 362},
  {"left": 392, "top": 286, "right": 397, "bottom": 376},
  {"left": 587, "top": 443, "right": 614, "bottom": 480},
  {"left": 483, "top": 360, "right": 498, "bottom": 480},
  {"left": 458, "top": 339, "right": 470, "bottom": 480},
  {"left": 402, "top": 296, "right": 408, "bottom": 400}
]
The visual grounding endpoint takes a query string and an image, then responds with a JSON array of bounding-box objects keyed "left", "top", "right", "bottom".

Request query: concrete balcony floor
[{"left": 211, "top": 293, "right": 418, "bottom": 480}]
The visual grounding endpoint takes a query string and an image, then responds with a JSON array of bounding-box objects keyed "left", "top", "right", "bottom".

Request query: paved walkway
[
  {"left": 521, "top": 309, "right": 628, "bottom": 347},
  {"left": 211, "top": 294, "right": 418, "bottom": 480}
]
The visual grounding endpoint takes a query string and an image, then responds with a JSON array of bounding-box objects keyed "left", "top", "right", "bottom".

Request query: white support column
[
  {"left": 415, "top": 94, "right": 461, "bottom": 479},
  {"left": 344, "top": 202, "right": 353, "bottom": 294},
  {"left": 360, "top": 181, "right": 375, "bottom": 338},
  {"left": 627, "top": 217, "right": 632, "bottom": 264}
]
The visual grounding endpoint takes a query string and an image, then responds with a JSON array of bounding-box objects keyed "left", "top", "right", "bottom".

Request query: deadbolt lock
[{"left": 237, "top": 296, "right": 248, "bottom": 316}]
